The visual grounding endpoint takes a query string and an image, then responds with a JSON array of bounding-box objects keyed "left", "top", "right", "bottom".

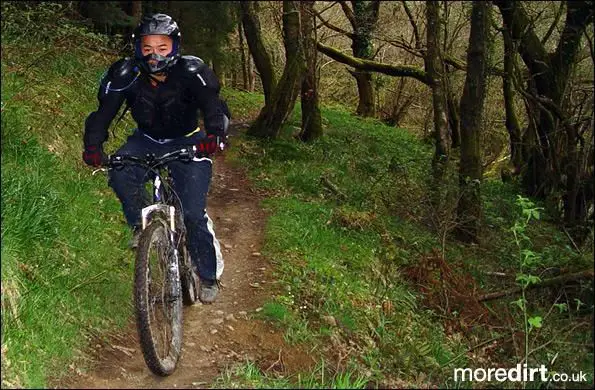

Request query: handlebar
[{"left": 100, "top": 146, "right": 213, "bottom": 171}]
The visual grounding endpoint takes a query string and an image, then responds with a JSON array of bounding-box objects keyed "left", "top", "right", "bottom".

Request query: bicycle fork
[{"left": 141, "top": 204, "right": 181, "bottom": 302}]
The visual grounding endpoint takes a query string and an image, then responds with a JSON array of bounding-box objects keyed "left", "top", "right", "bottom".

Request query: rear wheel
[
  {"left": 134, "top": 218, "right": 183, "bottom": 376},
  {"left": 180, "top": 242, "right": 199, "bottom": 305}
]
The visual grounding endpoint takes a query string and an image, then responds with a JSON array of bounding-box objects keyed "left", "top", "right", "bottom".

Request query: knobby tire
[
  {"left": 134, "top": 218, "right": 183, "bottom": 376},
  {"left": 180, "top": 242, "right": 200, "bottom": 305}
]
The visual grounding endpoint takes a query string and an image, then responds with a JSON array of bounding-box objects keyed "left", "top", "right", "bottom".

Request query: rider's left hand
[{"left": 197, "top": 134, "right": 218, "bottom": 155}]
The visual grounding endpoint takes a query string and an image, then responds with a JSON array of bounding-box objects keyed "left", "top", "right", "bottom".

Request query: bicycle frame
[
  {"left": 94, "top": 147, "right": 204, "bottom": 375},
  {"left": 105, "top": 148, "right": 195, "bottom": 234},
  {"left": 140, "top": 171, "right": 176, "bottom": 231},
  {"left": 105, "top": 148, "right": 197, "bottom": 292}
]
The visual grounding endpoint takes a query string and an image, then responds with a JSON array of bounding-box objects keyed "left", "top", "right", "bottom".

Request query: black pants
[{"left": 108, "top": 130, "right": 224, "bottom": 281}]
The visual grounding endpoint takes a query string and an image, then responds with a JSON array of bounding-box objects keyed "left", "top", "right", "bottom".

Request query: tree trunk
[
  {"left": 248, "top": 54, "right": 255, "bottom": 92},
  {"left": 131, "top": 1, "right": 142, "bottom": 23},
  {"left": 501, "top": 26, "right": 523, "bottom": 175},
  {"left": 425, "top": 1, "right": 449, "bottom": 183},
  {"left": 298, "top": 1, "right": 322, "bottom": 142},
  {"left": 240, "top": 1, "right": 277, "bottom": 104},
  {"left": 446, "top": 73, "right": 460, "bottom": 149},
  {"left": 231, "top": 69, "right": 238, "bottom": 89},
  {"left": 352, "top": 70, "right": 375, "bottom": 116},
  {"left": 348, "top": 1, "right": 380, "bottom": 117},
  {"left": 213, "top": 60, "right": 225, "bottom": 87},
  {"left": 79, "top": 1, "right": 88, "bottom": 18},
  {"left": 238, "top": 18, "right": 249, "bottom": 91},
  {"left": 456, "top": 1, "right": 490, "bottom": 243},
  {"left": 248, "top": 1, "right": 305, "bottom": 139},
  {"left": 495, "top": 0, "right": 593, "bottom": 233}
]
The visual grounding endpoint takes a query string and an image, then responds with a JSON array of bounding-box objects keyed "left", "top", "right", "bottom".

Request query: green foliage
[
  {"left": 1, "top": 6, "right": 133, "bottom": 388},
  {"left": 224, "top": 85, "right": 593, "bottom": 386},
  {"left": 503, "top": 196, "right": 594, "bottom": 387},
  {"left": 85, "top": 1, "right": 136, "bottom": 34},
  {"left": 169, "top": 1, "right": 238, "bottom": 70},
  {"left": 226, "top": 103, "right": 432, "bottom": 216},
  {"left": 1, "top": 2, "right": 112, "bottom": 48}
]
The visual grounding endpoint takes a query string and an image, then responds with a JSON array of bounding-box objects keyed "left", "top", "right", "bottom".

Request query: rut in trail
[{"left": 54, "top": 138, "right": 315, "bottom": 389}]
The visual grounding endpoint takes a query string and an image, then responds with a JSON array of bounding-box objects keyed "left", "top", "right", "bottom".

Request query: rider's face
[{"left": 141, "top": 35, "right": 173, "bottom": 64}]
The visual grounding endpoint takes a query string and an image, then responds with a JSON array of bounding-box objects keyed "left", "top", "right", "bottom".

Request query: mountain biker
[{"left": 82, "top": 13, "right": 228, "bottom": 304}]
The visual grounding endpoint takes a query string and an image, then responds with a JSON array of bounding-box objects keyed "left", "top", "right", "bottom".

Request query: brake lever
[
  {"left": 92, "top": 167, "right": 108, "bottom": 175},
  {"left": 217, "top": 136, "right": 227, "bottom": 151},
  {"left": 183, "top": 148, "right": 194, "bottom": 162}
]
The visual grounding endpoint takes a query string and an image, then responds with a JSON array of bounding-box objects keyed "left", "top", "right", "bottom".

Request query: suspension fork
[{"left": 141, "top": 173, "right": 182, "bottom": 300}]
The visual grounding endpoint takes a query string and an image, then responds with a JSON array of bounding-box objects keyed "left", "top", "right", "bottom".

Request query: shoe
[
  {"left": 128, "top": 226, "right": 142, "bottom": 249},
  {"left": 199, "top": 278, "right": 219, "bottom": 304}
]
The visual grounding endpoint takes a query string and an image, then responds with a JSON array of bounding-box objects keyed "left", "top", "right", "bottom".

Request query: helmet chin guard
[
  {"left": 132, "top": 14, "right": 181, "bottom": 74},
  {"left": 140, "top": 52, "right": 178, "bottom": 74}
]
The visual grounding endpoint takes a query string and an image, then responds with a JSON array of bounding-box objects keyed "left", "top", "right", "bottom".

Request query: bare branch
[
  {"left": 447, "top": 4, "right": 470, "bottom": 53},
  {"left": 371, "top": 42, "right": 387, "bottom": 60},
  {"left": 380, "top": 35, "right": 424, "bottom": 58},
  {"left": 375, "top": 35, "right": 505, "bottom": 77},
  {"left": 338, "top": 0, "right": 357, "bottom": 30},
  {"left": 317, "top": 1, "right": 340, "bottom": 15},
  {"left": 580, "top": 16, "right": 595, "bottom": 66},
  {"left": 316, "top": 41, "right": 430, "bottom": 84},
  {"left": 478, "top": 269, "right": 594, "bottom": 302},
  {"left": 442, "top": 0, "right": 449, "bottom": 53},
  {"left": 313, "top": 7, "right": 355, "bottom": 38},
  {"left": 494, "top": 0, "right": 553, "bottom": 79},
  {"left": 401, "top": 0, "right": 421, "bottom": 48},
  {"left": 541, "top": 1, "right": 565, "bottom": 47}
]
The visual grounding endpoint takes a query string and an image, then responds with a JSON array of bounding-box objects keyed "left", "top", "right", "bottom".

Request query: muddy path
[{"left": 54, "top": 128, "right": 315, "bottom": 388}]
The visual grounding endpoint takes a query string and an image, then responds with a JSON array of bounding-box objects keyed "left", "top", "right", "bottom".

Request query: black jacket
[{"left": 84, "top": 55, "right": 226, "bottom": 147}]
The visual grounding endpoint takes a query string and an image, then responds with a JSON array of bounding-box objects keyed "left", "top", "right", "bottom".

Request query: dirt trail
[{"left": 55, "top": 134, "right": 315, "bottom": 388}]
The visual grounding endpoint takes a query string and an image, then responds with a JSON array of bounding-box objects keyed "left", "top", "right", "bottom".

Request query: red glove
[
  {"left": 196, "top": 135, "right": 218, "bottom": 155},
  {"left": 82, "top": 145, "right": 107, "bottom": 167}
]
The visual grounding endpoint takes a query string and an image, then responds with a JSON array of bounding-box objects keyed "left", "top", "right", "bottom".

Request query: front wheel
[{"left": 134, "top": 219, "right": 183, "bottom": 376}]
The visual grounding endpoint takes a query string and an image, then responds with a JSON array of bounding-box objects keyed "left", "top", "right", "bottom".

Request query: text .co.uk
[{"left": 453, "top": 364, "right": 588, "bottom": 383}]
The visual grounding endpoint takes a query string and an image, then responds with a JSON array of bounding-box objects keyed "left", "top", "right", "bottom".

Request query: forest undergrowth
[{"left": 219, "top": 104, "right": 593, "bottom": 388}]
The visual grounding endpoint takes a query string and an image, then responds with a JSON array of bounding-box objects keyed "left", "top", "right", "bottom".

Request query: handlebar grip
[{"left": 105, "top": 154, "right": 121, "bottom": 167}]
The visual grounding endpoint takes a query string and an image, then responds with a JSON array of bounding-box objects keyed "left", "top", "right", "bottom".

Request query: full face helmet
[{"left": 132, "top": 13, "right": 181, "bottom": 74}]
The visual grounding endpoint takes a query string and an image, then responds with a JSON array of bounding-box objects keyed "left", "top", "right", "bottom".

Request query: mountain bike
[{"left": 102, "top": 147, "right": 203, "bottom": 376}]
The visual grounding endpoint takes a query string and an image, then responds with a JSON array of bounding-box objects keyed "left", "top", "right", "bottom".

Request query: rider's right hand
[{"left": 82, "top": 144, "right": 108, "bottom": 167}]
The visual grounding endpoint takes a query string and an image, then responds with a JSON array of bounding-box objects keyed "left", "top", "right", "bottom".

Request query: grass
[
  {"left": 222, "top": 88, "right": 594, "bottom": 387},
  {"left": 1, "top": 6, "right": 135, "bottom": 387},
  {"left": 1, "top": 79, "right": 135, "bottom": 387},
  {"left": 213, "top": 357, "right": 369, "bottom": 389},
  {"left": 219, "top": 98, "right": 468, "bottom": 386}
]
